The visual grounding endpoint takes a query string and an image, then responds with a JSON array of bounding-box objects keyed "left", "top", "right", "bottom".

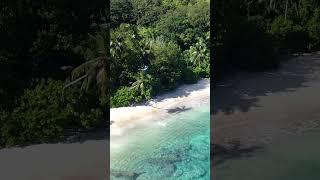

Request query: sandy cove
[{"left": 110, "top": 79, "right": 210, "bottom": 137}]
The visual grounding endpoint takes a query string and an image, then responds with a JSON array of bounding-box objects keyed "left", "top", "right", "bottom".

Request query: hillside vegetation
[
  {"left": 214, "top": 0, "right": 320, "bottom": 77},
  {"left": 0, "top": 0, "right": 210, "bottom": 146}
]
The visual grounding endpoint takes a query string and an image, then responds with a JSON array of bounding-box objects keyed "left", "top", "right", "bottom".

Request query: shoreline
[
  {"left": 213, "top": 52, "right": 320, "bottom": 156},
  {"left": 110, "top": 79, "right": 210, "bottom": 137},
  {"left": 213, "top": 52, "right": 320, "bottom": 179}
]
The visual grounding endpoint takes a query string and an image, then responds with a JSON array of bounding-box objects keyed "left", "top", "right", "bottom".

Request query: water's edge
[{"left": 111, "top": 105, "right": 210, "bottom": 180}]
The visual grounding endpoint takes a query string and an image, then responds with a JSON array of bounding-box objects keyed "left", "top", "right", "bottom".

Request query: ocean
[{"left": 110, "top": 104, "right": 210, "bottom": 180}]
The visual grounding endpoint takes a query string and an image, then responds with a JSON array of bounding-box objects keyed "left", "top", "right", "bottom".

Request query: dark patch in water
[{"left": 110, "top": 169, "right": 145, "bottom": 180}]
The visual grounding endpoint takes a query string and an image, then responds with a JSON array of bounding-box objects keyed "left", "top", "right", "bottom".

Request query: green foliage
[
  {"left": 162, "top": 0, "right": 190, "bottom": 9},
  {"left": 137, "top": 26, "right": 158, "bottom": 41},
  {"left": 247, "top": 15, "right": 268, "bottom": 31},
  {"left": 154, "top": 6, "right": 189, "bottom": 45},
  {"left": 0, "top": 80, "right": 103, "bottom": 146},
  {"left": 68, "top": 31, "right": 109, "bottom": 99},
  {"left": 214, "top": 0, "right": 320, "bottom": 78},
  {"left": 0, "top": 0, "right": 213, "bottom": 147},
  {"left": 0, "top": 0, "right": 108, "bottom": 146},
  {"left": 181, "top": 66, "right": 199, "bottom": 84},
  {"left": 184, "top": 37, "right": 210, "bottom": 77},
  {"left": 110, "top": 86, "right": 143, "bottom": 108},
  {"left": 154, "top": 0, "right": 209, "bottom": 49},
  {"left": 131, "top": 72, "right": 154, "bottom": 100},
  {"left": 110, "top": 24, "right": 148, "bottom": 90},
  {"left": 269, "top": 16, "right": 309, "bottom": 51},
  {"left": 148, "top": 39, "right": 184, "bottom": 90},
  {"left": 222, "top": 18, "right": 277, "bottom": 71},
  {"left": 131, "top": 0, "right": 167, "bottom": 26},
  {"left": 109, "top": 0, "right": 209, "bottom": 106},
  {"left": 0, "top": 0, "right": 107, "bottom": 110},
  {"left": 110, "top": 0, "right": 135, "bottom": 28},
  {"left": 306, "top": 8, "right": 320, "bottom": 50},
  {"left": 187, "top": 0, "right": 210, "bottom": 35}
]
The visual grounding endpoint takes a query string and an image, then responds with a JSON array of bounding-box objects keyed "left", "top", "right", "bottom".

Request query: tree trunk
[
  {"left": 294, "top": 0, "right": 299, "bottom": 17},
  {"left": 246, "top": 0, "right": 251, "bottom": 18},
  {"left": 285, "top": 0, "right": 289, "bottom": 20}
]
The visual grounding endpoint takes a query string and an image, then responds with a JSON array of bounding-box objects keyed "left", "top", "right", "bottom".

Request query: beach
[
  {"left": 0, "top": 79, "right": 209, "bottom": 180},
  {"left": 110, "top": 78, "right": 210, "bottom": 138},
  {"left": 110, "top": 79, "right": 210, "bottom": 179},
  {"left": 213, "top": 52, "right": 320, "bottom": 179},
  {"left": 213, "top": 53, "right": 320, "bottom": 147}
]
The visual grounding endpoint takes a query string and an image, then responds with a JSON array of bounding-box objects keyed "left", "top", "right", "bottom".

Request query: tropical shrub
[
  {"left": 307, "top": 8, "right": 320, "bottom": 50},
  {"left": 110, "top": 86, "right": 143, "bottom": 107},
  {"left": 223, "top": 18, "right": 277, "bottom": 71},
  {"left": 148, "top": 39, "right": 184, "bottom": 90},
  {"left": 269, "top": 16, "right": 309, "bottom": 51},
  {"left": 131, "top": 71, "right": 154, "bottom": 100},
  {"left": 131, "top": 0, "right": 167, "bottom": 26},
  {"left": 0, "top": 79, "right": 103, "bottom": 146},
  {"left": 184, "top": 37, "right": 210, "bottom": 77},
  {"left": 181, "top": 65, "right": 199, "bottom": 84},
  {"left": 110, "top": 0, "right": 135, "bottom": 28},
  {"left": 110, "top": 24, "right": 147, "bottom": 90}
]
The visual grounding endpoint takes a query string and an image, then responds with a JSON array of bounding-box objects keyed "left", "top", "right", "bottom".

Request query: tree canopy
[
  {"left": 214, "top": 0, "right": 320, "bottom": 78},
  {"left": 110, "top": 0, "right": 210, "bottom": 107},
  {"left": 0, "top": 0, "right": 210, "bottom": 146}
]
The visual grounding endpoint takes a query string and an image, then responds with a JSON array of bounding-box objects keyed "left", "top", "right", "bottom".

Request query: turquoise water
[
  {"left": 214, "top": 132, "right": 320, "bottom": 180},
  {"left": 110, "top": 105, "right": 210, "bottom": 180}
]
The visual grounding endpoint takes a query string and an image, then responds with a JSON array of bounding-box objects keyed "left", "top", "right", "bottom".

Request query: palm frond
[
  {"left": 65, "top": 74, "right": 88, "bottom": 89},
  {"left": 66, "top": 32, "right": 108, "bottom": 98}
]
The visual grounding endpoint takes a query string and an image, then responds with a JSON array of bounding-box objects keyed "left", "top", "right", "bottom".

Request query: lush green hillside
[
  {"left": 110, "top": 0, "right": 210, "bottom": 107},
  {"left": 0, "top": 0, "right": 210, "bottom": 146},
  {"left": 0, "top": 0, "right": 108, "bottom": 146}
]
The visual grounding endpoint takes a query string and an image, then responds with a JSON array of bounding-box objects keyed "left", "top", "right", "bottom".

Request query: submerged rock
[{"left": 110, "top": 169, "right": 145, "bottom": 180}]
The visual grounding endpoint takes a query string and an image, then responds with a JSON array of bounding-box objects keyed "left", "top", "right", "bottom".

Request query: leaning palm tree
[{"left": 65, "top": 32, "right": 108, "bottom": 98}]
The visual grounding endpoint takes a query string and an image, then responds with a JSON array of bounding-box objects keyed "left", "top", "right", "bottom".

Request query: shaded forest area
[
  {"left": 0, "top": 0, "right": 108, "bottom": 147},
  {"left": 213, "top": 0, "right": 320, "bottom": 78}
]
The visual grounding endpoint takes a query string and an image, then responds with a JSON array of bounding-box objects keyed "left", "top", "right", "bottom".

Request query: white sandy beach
[{"left": 110, "top": 79, "right": 210, "bottom": 138}]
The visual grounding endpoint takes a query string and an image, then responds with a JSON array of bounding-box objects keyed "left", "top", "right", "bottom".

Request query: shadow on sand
[
  {"left": 211, "top": 139, "right": 262, "bottom": 166},
  {"left": 61, "top": 126, "right": 108, "bottom": 144},
  {"left": 166, "top": 106, "right": 192, "bottom": 114},
  {"left": 212, "top": 53, "right": 320, "bottom": 115}
]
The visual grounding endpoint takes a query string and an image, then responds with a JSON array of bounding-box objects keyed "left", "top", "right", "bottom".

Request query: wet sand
[{"left": 212, "top": 52, "right": 320, "bottom": 168}]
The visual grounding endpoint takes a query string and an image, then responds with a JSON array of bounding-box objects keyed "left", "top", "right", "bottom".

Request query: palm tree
[
  {"left": 130, "top": 71, "right": 153, "bottom": 100},
  {"left": 186, "top": 37, "right": 209, "bottom": 69},
  {"left": 65, "top": 32, "right": 108, "bottom": 98}
]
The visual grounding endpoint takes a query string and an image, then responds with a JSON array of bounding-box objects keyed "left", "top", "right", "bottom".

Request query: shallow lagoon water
[
  {"left": 214, "top": 132, "right": 320, "bottom": 180},
  {"left": 110, "top": 105, "right": 210, "bottom": 180}
]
